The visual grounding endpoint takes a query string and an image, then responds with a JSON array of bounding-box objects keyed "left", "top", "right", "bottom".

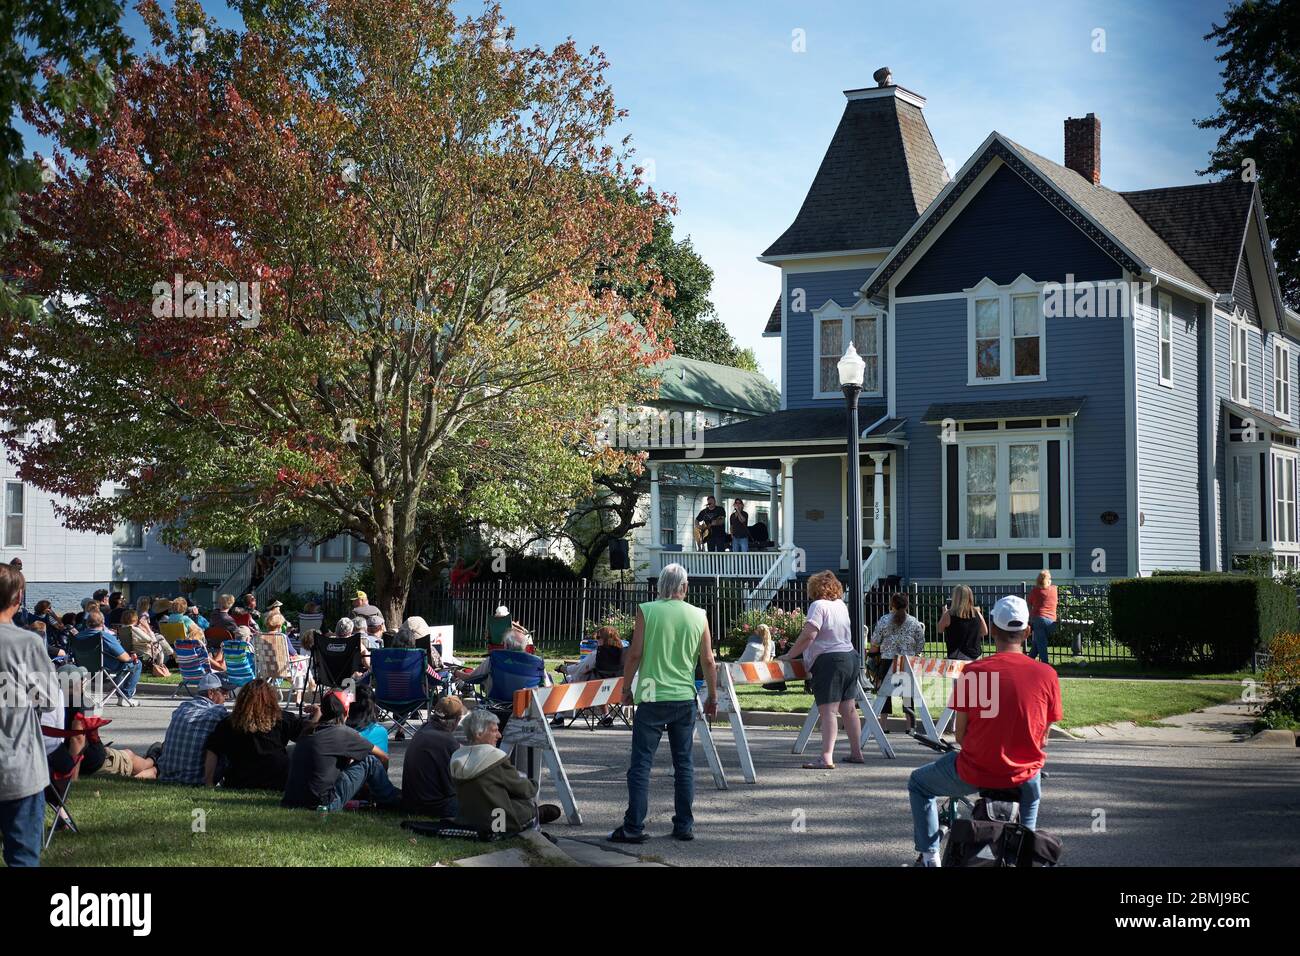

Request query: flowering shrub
[
  {"left": 585, "top": 607, "right": 636, "bottom": 643},
  {"left": 1255, "top": 631, "right": 1300, "bottom": 731},
  {"left": 724, "top": 606, "right": 805, "bottom": 657}
]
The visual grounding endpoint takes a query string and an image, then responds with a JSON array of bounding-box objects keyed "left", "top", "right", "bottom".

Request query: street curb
[
  {"left": 520, "top": 830, "right": 579, "bottom": 866},
  {"left": 1245, "top": 728, "right": 1299, "bottom": 747}
]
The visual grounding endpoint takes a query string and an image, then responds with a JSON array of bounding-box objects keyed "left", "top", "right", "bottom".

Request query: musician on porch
[{"left": 694, "top": 496, "right": 727, "bottom": 552}]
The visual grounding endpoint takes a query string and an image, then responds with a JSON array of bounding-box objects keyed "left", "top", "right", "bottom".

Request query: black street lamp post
[{"left": 838, "top": 343, "right": 867, "bottom": 670}]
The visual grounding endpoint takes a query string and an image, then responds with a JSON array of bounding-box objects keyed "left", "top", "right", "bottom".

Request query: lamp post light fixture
[{"left": 838, "top": 343, "right": 867, "bottom": 671}]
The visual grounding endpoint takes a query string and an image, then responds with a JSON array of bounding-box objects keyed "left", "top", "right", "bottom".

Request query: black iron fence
[{"left": 323, "top": 578, "right": 1123, "bottom": 662}]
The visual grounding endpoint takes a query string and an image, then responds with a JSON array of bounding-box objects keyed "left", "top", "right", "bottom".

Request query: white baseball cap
[
  {"left": 990, "top": 595, "right": 1030, "bottom": 633},
  {"left": 493, "top": 605, "right": 510, "bottom": 617}
]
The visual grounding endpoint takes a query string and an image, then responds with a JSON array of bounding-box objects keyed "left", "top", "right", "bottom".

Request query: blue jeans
[
  {"left": 623, "top": 699, "right": 696, "bottom": 836},
  {"left": 733, "top": 537, "right": 749, "bottom": 552},
  {"left": 908, "top": 750, "right": 1041, "bottom": 854},
  {"left": 109, "top": 658, "right": 142, "bottom": 698},
  {"left": 323, "top": 755, "right": 401, "bottom": 811},
  {"left": 1029, "top": 617, "right": 1056, "bottom": 663},
  {"left": 0, "top": 791, "right": 46, "bottom": 867}
]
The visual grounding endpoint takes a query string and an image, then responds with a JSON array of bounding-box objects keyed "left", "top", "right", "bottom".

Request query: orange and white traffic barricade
[
  {"left": 871, "top": 655, "right": 968, "bottom": 744},
  {"left": 718, "top": 658, "right": 894, "bottom": 783},
  {"left": 499, "top": 675, "right": 727, "bottom": 826}
]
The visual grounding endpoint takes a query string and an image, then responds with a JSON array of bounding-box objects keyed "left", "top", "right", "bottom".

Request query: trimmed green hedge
[{"left": 1110, "top": 575, "right": 1297, "bottom": 668}]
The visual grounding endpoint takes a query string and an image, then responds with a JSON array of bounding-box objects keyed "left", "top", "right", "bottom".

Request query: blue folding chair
[
  {"left": 221, "top": 639, "right": 258, "bottom": 691},
  {"left": 371, "top": 647, "right": 433, "bottom": 738}
]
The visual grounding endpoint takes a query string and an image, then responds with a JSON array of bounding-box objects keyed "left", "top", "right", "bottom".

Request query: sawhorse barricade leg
[
  {"left": 792, "top": 672, "right": 895, "bottom": 759},
  {"left": 715, "top": 666, "right": 755, "bottom": 783},
  {"left": 694, "top": 687, "right": 730, "bottom": 790}
]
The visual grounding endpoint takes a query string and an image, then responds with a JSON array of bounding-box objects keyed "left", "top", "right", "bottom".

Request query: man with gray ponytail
[{"left": 608, "top": 562, "right": 716, "bottom": 845}]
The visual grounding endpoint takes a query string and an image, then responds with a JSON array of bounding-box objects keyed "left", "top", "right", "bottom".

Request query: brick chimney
[{"left": 1064, "top": 113, "right": 1101, "bottom": 185}]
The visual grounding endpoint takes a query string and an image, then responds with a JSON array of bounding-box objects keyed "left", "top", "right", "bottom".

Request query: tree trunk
[{"left": 370, "top": 534, "right": 412, "bottom": 630}]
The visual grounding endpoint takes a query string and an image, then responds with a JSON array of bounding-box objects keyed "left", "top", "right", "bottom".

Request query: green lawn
[
  {"left": 40, "top": 777, "right": 514, "bottom": 867},
  {"left": 730, "top": 677, "right": 1245, "bottom": 730}
]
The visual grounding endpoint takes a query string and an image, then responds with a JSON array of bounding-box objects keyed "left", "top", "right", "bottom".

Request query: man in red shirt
[{"left": 906, "top": 594, "right": 1062, "bottom": 867}]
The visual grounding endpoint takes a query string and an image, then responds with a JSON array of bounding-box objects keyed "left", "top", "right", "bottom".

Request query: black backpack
[{"left": 944, "top": 798, "right": 1063, "bottom": 867}]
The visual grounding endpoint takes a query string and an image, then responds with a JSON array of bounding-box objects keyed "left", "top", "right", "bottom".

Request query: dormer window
[
  {"left": 814, "top": 299, "right": 883, "bottom": 398},
  {"left": 966, "top": 276, "right": 1045, "bottom": 385}
]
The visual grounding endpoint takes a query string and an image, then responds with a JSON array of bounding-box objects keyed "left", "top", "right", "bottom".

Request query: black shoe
[
  {"left": 550, "top": 716, "right": 567, "bottom": 728},
  {"left": 538, "top": 804, "right": 562, "bottom": 826},
  {"left": 607, "top": 826, "right": 648, "bottom": 844},
  {"left": 671, "top": 830, "right": 695, "bottom": 841}
]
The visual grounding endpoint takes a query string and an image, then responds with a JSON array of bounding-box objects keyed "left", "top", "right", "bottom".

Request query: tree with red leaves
[{"left": 1, "top": 0, "right": 670, "bottom": 624}]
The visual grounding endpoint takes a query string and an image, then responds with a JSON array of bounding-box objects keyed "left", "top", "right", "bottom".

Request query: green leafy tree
[
  {"left": 1, "top": 0, "right": 669, "bottom": 624},
  {"left": 1198, "top": 0, "right": 1300, "bottom": 306},
  {"left": 1, "top": 0, "right": 130, "bottom": 321}
]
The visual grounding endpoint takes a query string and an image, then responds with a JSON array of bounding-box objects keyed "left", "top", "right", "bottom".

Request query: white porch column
[
  {"left": 767, "top": 469, "right": 780, "bottom": 544},
  {"left": 648, "top": 462, "right": 662, "bottom": 571},
  {"left": 712, "top": 465, "right": 723, "bottom": 505},
  {"left": 869, "top": 452, "right": 888, "bottom": 549},
  {"left": 781, "top": 457, "right": 796, "bottom": 550}
]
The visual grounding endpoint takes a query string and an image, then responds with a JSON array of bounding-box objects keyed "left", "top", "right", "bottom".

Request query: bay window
[
  {"left": 942, "top": 420, "right": 1073, "bottom": 578},
  {"left": 966, "top": 275, "right": 1045, "bottom": 384}
]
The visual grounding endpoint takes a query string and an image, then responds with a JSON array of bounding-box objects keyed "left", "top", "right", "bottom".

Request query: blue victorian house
[{"left": 646, "top": 68, "right": 1300, "bottom": 604}]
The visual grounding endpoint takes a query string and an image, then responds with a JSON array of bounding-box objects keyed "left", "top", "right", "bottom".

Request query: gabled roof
[
  {"left": 763, "top": 297, "right": 781, "bottom": 336},
  {"left": 649, "top": 355, "right": 779, "bottom": 418},
  {"left": 864, "top": 134, "right": 1215, "bottom": 299},
  {"left": 761, "top": 88, "right": 948, "bottom": 260},
  {"left": 1120, "top": 180, "right": 1256, "bottom": 293}
]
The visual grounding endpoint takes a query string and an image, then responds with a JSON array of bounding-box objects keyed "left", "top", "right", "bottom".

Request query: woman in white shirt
[{"left": 780, "top": 571, "right": 864, "bottom": 769}]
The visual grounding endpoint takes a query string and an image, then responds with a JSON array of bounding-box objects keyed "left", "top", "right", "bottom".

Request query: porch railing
[
  {"left": 207, "top": 551, "right": 254, "bottom": 608},
  {"left": 254, "top": 554, "right": 293, "bottom": 606},
  {"left": 743, "top": 549, "right": 795, "bottom": 610},
  {"left": 862, "top": 548, "right": 886, "bottom": 593},
  {"left": 652, "top": 548, "right": 782, "bottom": 579}
]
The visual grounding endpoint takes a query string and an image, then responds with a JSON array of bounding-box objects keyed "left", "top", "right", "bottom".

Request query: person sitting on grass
[
  {"left": 74, "top": 610, "right": 142, "bottom": 707},
  {"left": 401, "top": 696, "right": 465, "bottom": 820},
  {"left": 156, "top": 673, "right": 229, "bottom": 784},
  {"left": 906, "top": 595, "right": 1062, "bottom": 868},
  {"left": 48, "top": 704, "right": 158, "bottom": 782},
  {"left": 281, "top": 691, "right": 401, "bottom": 811},
  {"left": 203, "top": 678, "right": 318, "bottom": 790},
  {"left": 450, "top": 709, "right": 561, "bottom": 834},
  {"left": 345, "top": 683, "right": 389, "bottom": 754}
]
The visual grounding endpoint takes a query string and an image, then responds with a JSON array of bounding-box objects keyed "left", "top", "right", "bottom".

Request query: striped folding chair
[
  {"left": 173, "top": 638, "right": 214, "bottom": 698},
  {"left": 370, "top": 648, "right": 433, "bottom": 738},
  {"left": 221, "top": 639, "right": 257, "bottom": 692}
]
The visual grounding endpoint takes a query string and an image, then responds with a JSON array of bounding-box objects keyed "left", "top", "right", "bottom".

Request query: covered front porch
[{"left": 644, "top": 406, "right": 908, "bottom": 600}]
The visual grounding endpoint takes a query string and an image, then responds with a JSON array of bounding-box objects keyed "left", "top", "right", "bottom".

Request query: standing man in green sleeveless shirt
[{"left": 608, "top": 563, "right": 717, "bottom": 844}]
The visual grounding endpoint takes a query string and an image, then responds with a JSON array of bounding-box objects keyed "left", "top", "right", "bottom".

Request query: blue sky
[{"left": 22, "top": 0, "right": 1235, "bottom": 385}]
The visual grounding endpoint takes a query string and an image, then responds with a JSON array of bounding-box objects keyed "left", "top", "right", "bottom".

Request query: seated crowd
[{"left": 6, "top": 571, "right": 561, "bottom": 854}]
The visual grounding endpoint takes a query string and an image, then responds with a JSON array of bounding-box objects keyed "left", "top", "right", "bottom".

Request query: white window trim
[
  {"left": 1230, "top": 313, "right": 1250, "bottom": 405},
  {"left": 965, "top": 275, "right": 1047, "bottom": 386},
  {"left": 3, "top": 481, "right": 25, "bottom": 550},
  {"left": 812, "top": 298, "right": 884, "bottom": 399},
  {"left": 938, "top": 423, "right": 1073, "bottom": 579},
  {"left": 1273, "top": 450, "right": 1298, "bottom": 548},
  {"left": 1157, "top": 291, "right": 1174, "bottom": 388},
  {"left": 1273, "top": 339, "right": 1291, "bottom": 419},
  {"left": 111, "top": 489, "right": 144, "bottom": 551}
]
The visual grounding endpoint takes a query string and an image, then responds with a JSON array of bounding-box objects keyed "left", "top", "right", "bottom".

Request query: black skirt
[{"left": 809, "top": 651, "right": 860, "bottom": 705}]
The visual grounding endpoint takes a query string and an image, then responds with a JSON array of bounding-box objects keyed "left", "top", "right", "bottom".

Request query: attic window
[{"left": 814, "top": 299, "right": 883, "bottom": 398}]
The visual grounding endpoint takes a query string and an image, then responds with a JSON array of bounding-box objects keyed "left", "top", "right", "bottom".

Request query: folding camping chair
[
  {"left": 69, "top": 634, "right": 128, "bottom": 708},
  {"left": 302, "top": 633, "right": 364, "bottom": 712},
  {"left": 255, "top": 631, "right": 303, "bottom": 704},
  {"left": 173, "top": 638, "right": 215, "bottom": 698},
  {"left": 478, "top": 649, "right": 547, "bottom": 737},
  {"left": 370, "top": 647, "right": 434, "bottom": 738},
  {"left": 41, "top": 714, "right": 112, "bottom": 849},
  {"left": 221, "top": 638, "right": 258, "bottom": 692},
  {"left": 159, "top": 619, "right": 188, "bottom": 651},
  {"left": 555, "top": 643, "right": 631, "bottom": 730}
]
